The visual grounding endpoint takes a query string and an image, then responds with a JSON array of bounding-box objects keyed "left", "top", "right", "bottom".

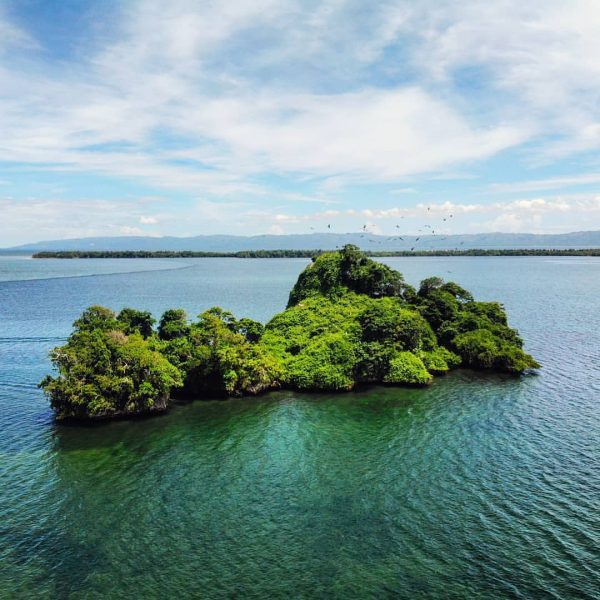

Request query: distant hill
[{"left": 5, "top": 230, "right": 600, "bottom": 252}]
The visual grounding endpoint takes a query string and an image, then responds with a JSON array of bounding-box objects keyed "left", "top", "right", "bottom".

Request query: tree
[
  {"left": 440, "top": 281, "right": 473, "bottom": 303},
  {"left": 73, "top": 305, "right": 119, "bottom": 332},
  {"left": 287, "top": 245, "right": 415, "bottom": 306},
  {"left": 420, "top": 290, "right": 460, "bottom": 331},
  {"left": 40, "top": 329, "right": 182, "bottom": 419},
  {"left": 236, "top": 318, "right": 265, "bottom": 342},
  {"left": 359, "top": 300, "right": 435, "bottom": 351},
  {"left": 418, "top": 276, "right": 445, "bottom": 297},
  {"left": 117, "top": 308, "right": 155, "bottom": 338},
  {"left": 177, "top": 308, "right": 281, "bottom": 396},
  {"left": 158, "top": 309, "right": 189, "bottom": 341}
]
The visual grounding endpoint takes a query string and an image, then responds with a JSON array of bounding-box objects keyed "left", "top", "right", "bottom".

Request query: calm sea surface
[{"left": 0, "top": 255, "right": 598, "bottom": 599}]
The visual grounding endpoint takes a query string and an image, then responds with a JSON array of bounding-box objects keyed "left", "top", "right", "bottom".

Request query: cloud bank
[{"left": 1, "top": 0, "right": 600, "bottom": 242}]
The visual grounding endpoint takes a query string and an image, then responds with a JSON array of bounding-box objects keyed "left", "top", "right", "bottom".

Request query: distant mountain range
[{"left": 5, "top": 230, "right": 600, "bottom": 252}]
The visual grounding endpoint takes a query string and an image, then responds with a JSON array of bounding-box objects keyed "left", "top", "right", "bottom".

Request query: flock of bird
[{"left": 310, "top": 207, "right": 466, "bottom": 252}]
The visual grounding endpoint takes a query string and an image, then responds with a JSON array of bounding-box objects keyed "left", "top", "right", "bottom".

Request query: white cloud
[
  {"left": 1, "top": 0, "right": 600, "bottom": 243},
  {"left": 1, "top": 193, "right": 598, "bottom": 246},
  {"left": 265, "top": 195, "right": 600, "bottom": 233},
  {"left": 482, "top": 213, "right": 529, "bottom": 234},
  {"left": 0, "top": 0, "right": 533, "bottom": 195},
  {"left": 185, "top": 88, "right": 527, "bottom": 179},
  {"left": 119, "top": 225, "right": 143, "bottom": 235},
  {"left": 413, "top": 0, "right": 600, "bottom": 158},
  {"left": 0, "top": 74, "right": 528, "bottom": 189},
  {"left": 0, "top": 10, "right": 37, "bottom": 54},
  {"left": 0, "top": 198, "right": 164, "bottom": 246},
  {"left": 490, "top": 173, "right": 600, "bottom": 193},
  {"left": 390, "top": 188, "right": 416, "bottom": 195}
]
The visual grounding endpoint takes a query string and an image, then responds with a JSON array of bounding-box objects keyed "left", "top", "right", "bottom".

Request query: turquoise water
[{"left": 1, "top": 256, "right": 599, "bottom": 598}]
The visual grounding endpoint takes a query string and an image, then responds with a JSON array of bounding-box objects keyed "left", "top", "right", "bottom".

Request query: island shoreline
[{"left": 32, "top": 248, "right": 600, "bottom": 259}]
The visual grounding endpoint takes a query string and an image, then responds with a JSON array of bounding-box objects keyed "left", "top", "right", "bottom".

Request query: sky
[{"left": 1, "top": 0, "right": 600, "bottom": 245}]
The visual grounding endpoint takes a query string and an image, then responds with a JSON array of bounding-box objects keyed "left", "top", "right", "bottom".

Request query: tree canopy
[{"left": 41, "top": 245, "right": 539, "bottom": 419}]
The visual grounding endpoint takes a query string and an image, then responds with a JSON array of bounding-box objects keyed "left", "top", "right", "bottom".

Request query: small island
[{"left": 40, "top": 245, "right": 539, "bottom": 419}]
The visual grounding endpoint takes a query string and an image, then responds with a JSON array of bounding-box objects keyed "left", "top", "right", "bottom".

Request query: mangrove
[
  {"left": 33, "top": 248, "right": 600, "bottom": 259},
  {"left": 40, "top": 245, "right": 540, "bottom": 419}
]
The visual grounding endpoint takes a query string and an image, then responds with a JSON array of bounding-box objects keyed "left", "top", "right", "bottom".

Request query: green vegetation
[
  {"left": 384, "top": 353, "right": 432, "bottom": 386},
  {"left": 287, "top": 243, "right": 414, "bottom": 305},
  {"left": 41, "top": 245, "right": 539, "bottom": 419},
  {"left": 159, "top": 307, "right": 281, "bottom": 397},
  {"left": 40, "top": 306, "right": 182, "bottom": 419},
  {"left": 32, "top": 248, "right": 600, "bottom": 259}
]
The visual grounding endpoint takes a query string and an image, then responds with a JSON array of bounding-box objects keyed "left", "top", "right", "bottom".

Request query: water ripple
[{"left": 0, "top": 257, "right": 599, "bottom": 598}]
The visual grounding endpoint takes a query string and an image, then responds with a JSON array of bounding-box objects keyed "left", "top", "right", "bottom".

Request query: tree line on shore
[{"left": 33, "top": 248, "right": 600, "bottom": 259}]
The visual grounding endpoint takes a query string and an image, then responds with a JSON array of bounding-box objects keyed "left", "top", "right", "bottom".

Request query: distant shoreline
[{"left": 32, "top": 249, "right": 600, "bottom": 259}]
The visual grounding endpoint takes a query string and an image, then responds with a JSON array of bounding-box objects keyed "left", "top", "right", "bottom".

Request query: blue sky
[{"left": 1, "top": 0, "right": 600, "bottom": 245}]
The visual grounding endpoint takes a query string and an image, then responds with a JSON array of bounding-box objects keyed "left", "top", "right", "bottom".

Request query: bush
[
  {"left": 453, "top": 329, "right": 498, "bottom": 368},
  {"left": 354, "top": 341, "right": 397, "bottom": 383},
  {"left": 285, "top": 332, "right": 356, "bottom": 391},
  {"left": 494, "top": 343, "right": 541, "bottom": 373},
  {"left": 359, "top": 300, "right": 435, "bottom": 351},
  {"left": 422, "top": 347, "right": 462, "bottom": 373},
  {"left": 453, "top": 329, "right": 538, "bottom": 372},
  {"left": 384, "top": 352, "right": 432, "bottom": 386}
]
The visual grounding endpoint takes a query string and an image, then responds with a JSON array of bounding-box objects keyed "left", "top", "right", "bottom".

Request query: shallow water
[{"left": 0, "top": 256, "right": 599, "bottom": 599}]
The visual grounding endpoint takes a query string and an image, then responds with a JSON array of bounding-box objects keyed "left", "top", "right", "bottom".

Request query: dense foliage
[
  {"left": 287, "top": 244, "right": 416, "bottom": 306},
  {"left": 159, "top": 308, "right": 281, "bottom": 397},
  {"left": 41, "top": 246, "right": 539, "bottom": 419},
  {"left": 40, "top": 306, "right": 182, "bottom": 419}
]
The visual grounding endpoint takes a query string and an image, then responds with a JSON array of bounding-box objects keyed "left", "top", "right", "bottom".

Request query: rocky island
[{"left": 41, "top": 245, "right": 539, "bottom": 419}]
